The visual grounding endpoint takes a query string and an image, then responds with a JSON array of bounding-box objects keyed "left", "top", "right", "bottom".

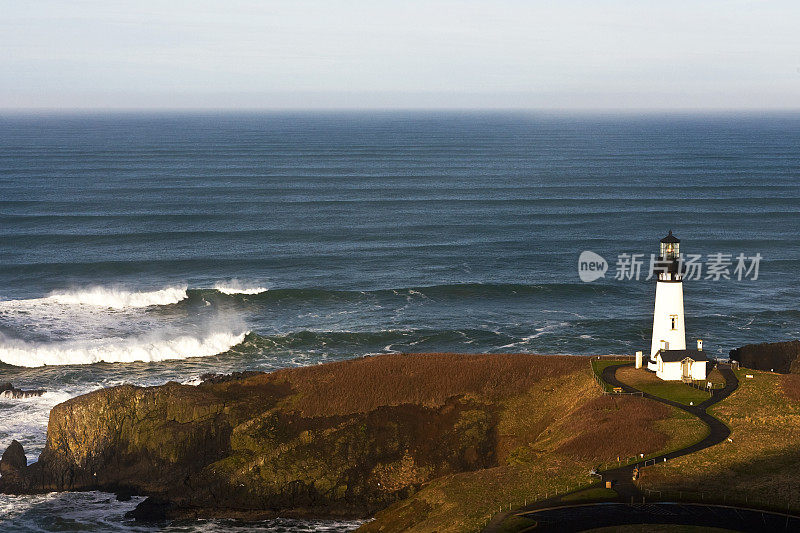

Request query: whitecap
[
  {"left": 0, "top": 330, "right": 248, "bottom": 368},
  {"left": 0, "top": 285, "right": 188, "bottom": 310},
  {"left": 45, "top": 285, "right": 188, "bottom": 308},
  {"left": 213, "top": 280, "right": 269, "bottom": 295}
]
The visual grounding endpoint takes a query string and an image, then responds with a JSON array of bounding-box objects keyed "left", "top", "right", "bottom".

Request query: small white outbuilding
[{"left": 655, "top": 349, "right": 709, "bottom": 381}]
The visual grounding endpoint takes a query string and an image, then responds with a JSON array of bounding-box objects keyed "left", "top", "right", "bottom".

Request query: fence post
[{"left": 787, "top": 502, "right": 790, "bottom": 530}]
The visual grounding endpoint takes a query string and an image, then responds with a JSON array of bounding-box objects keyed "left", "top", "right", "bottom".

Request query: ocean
[{"left": 1, "top": 111, "right": 799, "bottom": 531}]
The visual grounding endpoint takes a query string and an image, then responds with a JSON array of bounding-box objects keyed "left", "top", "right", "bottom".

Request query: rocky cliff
[{"left": 0, "top": 353, "right": 582, "bottom": 519}]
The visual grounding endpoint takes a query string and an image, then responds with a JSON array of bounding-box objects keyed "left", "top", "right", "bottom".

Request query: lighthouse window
[{"left": 670, "top": 315, "right": 678, "bottom": 330}]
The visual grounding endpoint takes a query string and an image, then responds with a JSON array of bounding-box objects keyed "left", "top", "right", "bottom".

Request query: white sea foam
[
  {"left": 495, "top": 322, "right": 570, "bottom": 350},
  {"left": 0, "top": 492, "right": 145, "bottom": 530},
  {"left": 0, "top": 285, "right": 188, "bottom": 313},
  {"left": 0, "top": 286, "right": 191, "bottom": 344},
  {"left": 213, "top": 280, "right": 268, "bottom": 295},
  {"left": 43, "top": 285, "right": 188, "bottom": 308},
  {"left": 0, "top": 492, "right": 363, "bottom": 531},
  {"left": 0, "top": 389, "right": 74, "bottom": 462},
  {"left": 0, "top": 330, "right": 248, "bottom": 368}
]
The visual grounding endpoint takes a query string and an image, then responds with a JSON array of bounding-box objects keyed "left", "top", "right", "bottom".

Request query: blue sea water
[{"left": 1, "top": 111, "right": 799, "bottom": 531}]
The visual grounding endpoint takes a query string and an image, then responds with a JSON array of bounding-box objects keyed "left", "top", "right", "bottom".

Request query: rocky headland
[{"left": 0, "top": 352, "right": 701, "bottom": 531}]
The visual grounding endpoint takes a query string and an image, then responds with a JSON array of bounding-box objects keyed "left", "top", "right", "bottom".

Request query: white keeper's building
[{"left": 654, "top": 343, "right": 710, "bottom": 381}]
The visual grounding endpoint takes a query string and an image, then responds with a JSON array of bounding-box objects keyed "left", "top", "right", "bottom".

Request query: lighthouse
[
  {"left": 645, "top": 231, "right": 710, "bottom": 380},
  {"left": 647, "top": 230, "right": 686, "bottom": 371}
]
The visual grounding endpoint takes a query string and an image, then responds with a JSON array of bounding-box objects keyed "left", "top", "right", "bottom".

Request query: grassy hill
[
  {"left": 638, "top": 368, "right": 800, "bottom": 513},
  {"left": 615, "top": 366, "right": 711, "bottom": 406}
]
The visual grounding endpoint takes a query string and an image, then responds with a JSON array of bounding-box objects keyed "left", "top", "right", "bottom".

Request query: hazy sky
[{"left": 2, "top": 0, "right": 799, "bottom": 109}]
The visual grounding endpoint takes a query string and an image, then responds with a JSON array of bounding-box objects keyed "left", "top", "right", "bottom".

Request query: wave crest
[
  {"left": 0, "top": 330, "right": 247, "bottom": 368},
  {"left": 43, "top": 285, "right": 188, "bottom": 309},
  {"left": 212, "top": 280, "right": 268, "bottom": 295}
]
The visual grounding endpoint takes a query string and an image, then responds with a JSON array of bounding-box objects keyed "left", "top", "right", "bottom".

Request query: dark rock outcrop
[
  {"left": 199, "top": 371, "right": 262, "bottom": 384},
  {"left": 1, "top": 440, "right": 27, "bottom": 471},
  {"left": 729, "top": 340, "right": 800, "bottom": 374},
  {"left": 0, "top": 383, "right": 46, "bottom": 399},
  {"left": 0, "top": 440, "right": 27, "bottom": 488},
  {"left": 125, "top": 496, "right": 175, "bottom": 521}
]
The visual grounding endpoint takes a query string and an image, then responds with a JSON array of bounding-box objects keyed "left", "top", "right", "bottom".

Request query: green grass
[
  {"left": 614, "top": 366, "right": 710, "bottom": 406},
  {"left": 632, "top": 380, "right": 710, "bottom": 406},
  {"left": 560, "top": 487, "right": 618, "bottom": 502},
  {"left": 650, "top": 408, "right": 710, "bottom": 454}
]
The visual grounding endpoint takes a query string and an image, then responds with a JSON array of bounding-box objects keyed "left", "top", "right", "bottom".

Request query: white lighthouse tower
[{"left": 647, "top": 231, "right": 686, "bottom": 371}]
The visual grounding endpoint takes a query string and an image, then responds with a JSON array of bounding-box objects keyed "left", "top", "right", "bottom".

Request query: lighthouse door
[{"left": 681, "top": 359, "right": 691, "bottom": 380}]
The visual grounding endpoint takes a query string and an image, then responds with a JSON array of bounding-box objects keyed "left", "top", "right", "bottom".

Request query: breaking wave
[
  {"left": 0, "top": 330, "right": 248, "bottom": 368},
  {"left": 212, "top": 280, "right": 268, "bottom": 295},
  {"left": 42, "top": 285, "right": 188, "bottom": 309}
]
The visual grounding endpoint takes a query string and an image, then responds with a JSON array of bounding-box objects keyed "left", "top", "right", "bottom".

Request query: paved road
[
  {"left": 483, "top": 362, "right": 747, "bottom": 532},
  {"left": 519, "top": 502, "right": 800, "bottom": 532}
]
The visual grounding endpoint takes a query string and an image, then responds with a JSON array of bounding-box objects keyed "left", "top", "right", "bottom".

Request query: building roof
[
  {"left": 660, "top": 230, "right": 680, "bottom": 244},
  {"left": 658, "top": 349, "right": 709, "bottom": 363}
]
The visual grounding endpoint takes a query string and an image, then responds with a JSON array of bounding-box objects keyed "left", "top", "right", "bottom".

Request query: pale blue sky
[{"left": 2, "top": 0, "right": 798, "bottom": 109}]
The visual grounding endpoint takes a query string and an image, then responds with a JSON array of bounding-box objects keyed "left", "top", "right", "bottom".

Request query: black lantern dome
[{"left": 659, "top": 230, "right": 680, "bottom": 261}]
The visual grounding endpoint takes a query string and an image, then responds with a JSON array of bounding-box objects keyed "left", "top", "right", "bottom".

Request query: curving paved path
[
  {"left": 597, "top": 362, "right": 739, "bottom": 501},
  {"left": 483, "top": 362, "right": 744, "bottom": 532}
]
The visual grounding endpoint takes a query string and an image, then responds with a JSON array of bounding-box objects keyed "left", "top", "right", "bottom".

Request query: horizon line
[{"left": 3, "top": 107, "right": 800, "bottom": 114}]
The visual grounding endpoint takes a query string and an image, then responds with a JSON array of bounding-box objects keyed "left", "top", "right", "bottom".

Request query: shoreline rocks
[
  {"left": 0, "top": 383, "right": 46, "bottom": 399},
  {"left": 0, "top": 440, "right": 27, "bottom": 489}
]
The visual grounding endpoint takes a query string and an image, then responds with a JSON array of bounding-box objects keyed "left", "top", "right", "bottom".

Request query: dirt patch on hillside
[{"left": 555, "top": 395, "right": 671, "bottom": 461}]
